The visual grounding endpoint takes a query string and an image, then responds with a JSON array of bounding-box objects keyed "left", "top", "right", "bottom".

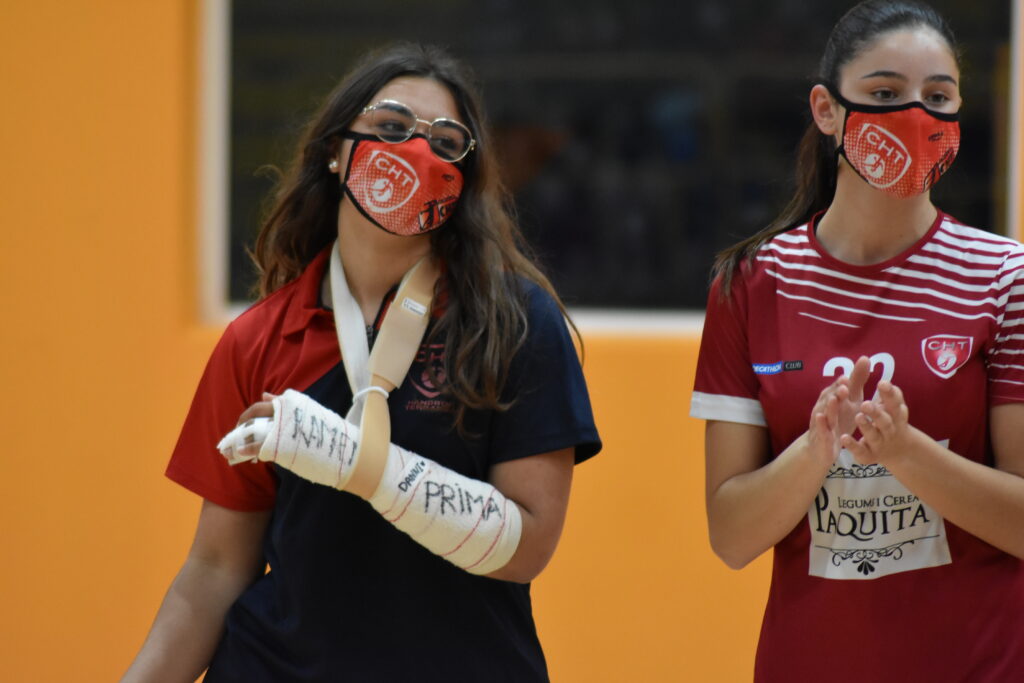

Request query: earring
[{"left": 328, "top": 159, "right": 339, "bottom": 172}]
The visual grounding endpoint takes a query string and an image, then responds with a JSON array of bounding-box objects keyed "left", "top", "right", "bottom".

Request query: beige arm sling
[{"left": 328, "top": 242, "right": 440, "bottom": 499}]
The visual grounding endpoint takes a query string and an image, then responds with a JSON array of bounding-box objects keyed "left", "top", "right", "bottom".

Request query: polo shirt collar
[{"left": 281, "top": 246, "right": 333, "bottom": 337}]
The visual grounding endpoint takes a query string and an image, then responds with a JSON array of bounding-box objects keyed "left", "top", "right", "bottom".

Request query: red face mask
[
  {"left": 342, "top": 134, "right": 464, "bottom": 235},
  {"left": 829, "top": 85, "right": 960, "bottom": 199}
]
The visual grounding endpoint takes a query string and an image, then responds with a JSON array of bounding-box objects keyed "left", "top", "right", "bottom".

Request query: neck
[
  {"left": 816, "top": 164, "right": 938, "bottom": 266},
  {"left": 336, "top": 200, "right": 432, "bottom": 324}
]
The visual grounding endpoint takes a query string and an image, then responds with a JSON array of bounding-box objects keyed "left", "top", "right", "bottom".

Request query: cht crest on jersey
[
  {"left": 920, "top": 334, "right": 973, "bottom": 379},
  {"left": 854, "top": 123, "right": 913, "bottom": 188},
  {"left": 362, "top": 149, "right": 421, "bottom": 213}
]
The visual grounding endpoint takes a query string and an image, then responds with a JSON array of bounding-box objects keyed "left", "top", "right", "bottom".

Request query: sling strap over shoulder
[{"left": 329, "top": 242, "right": 440, "bottom": 499}]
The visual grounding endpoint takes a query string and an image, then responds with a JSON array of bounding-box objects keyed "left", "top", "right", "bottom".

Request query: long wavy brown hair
[
  {"left": 712, "top": 0, "right": 959, "bottom": 295},
  {"left": 250, "top": 43, "right": 572, "bottom": 431}
]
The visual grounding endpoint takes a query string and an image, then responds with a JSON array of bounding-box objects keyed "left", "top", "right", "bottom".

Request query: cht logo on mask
[
  {"left": 853, "top": 123, "right": 913, "bottom": 188},
  {"left": 920, "top": 334, "right": 972, "bottom": 379},
  {"left": 361, "top": 149, "right": 421, "bottom": 214}
]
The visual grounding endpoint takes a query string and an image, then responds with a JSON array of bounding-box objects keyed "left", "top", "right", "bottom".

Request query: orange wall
[
  {"left": 535, "top": 336, "right": 771, "bottom": 682},
  {"left": 1, "top": 2, "right": 1019, "bottom": 682}
]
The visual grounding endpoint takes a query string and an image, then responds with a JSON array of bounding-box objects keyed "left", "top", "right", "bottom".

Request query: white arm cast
[{"left": 217, "top": 389, "right": 522, "bottom": 575}]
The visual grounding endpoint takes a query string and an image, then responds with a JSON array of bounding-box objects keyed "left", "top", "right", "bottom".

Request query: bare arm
[
  {"left": 705, "top": 422, "right": 832, "bottom": 569},
  {"left": 843, "top": 386, "right": 1024, "bottom": 559},
  {"left": 705, "top": 357, "right": 871, "bottom": 569},
  {"left": 121, "top": 500, "right": 270, "bottom": 683},
  {"left": 484, "top": 448, "right": 575, "bottom": 583}
]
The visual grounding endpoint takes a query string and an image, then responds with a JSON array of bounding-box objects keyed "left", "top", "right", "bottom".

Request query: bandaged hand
[
  {"left": 217, "top": 389, "right": 522, "bottom": 575},
  {"left": 217, "top": 417, "right": 272, "bottom": 464},
  {"left": 217, "top": 390, "right": 362, "bottom": 489}
]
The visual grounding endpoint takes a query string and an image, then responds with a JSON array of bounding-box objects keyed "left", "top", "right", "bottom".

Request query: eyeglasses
[{"left": 361, "top": 100, "right": 477, "bottom": 163}]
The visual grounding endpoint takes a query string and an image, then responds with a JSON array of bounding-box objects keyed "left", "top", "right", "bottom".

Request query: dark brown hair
[
  {"left": 251, "top": 43, "right": 571, "bottom": 431},
  {"left": 712, "top": 0, "right": 959, "bottom": 294}
]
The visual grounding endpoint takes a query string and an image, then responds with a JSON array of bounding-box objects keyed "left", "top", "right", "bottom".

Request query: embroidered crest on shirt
[
  {"left": 807, "top": 444, "right": 952, "bottom": 580},
  {"left": 406, "top": 343, "right": 453, "bottom": 412},
  {"left": 921, "top": 335, "right": 973, "bottom": 379}
]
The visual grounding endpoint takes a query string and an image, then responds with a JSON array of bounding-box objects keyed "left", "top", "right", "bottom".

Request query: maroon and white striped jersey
[{"left": 691, "top": 211, "right": 1024, "bottom": 682}]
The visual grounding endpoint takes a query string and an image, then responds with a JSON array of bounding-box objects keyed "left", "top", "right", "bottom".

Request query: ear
[{"left": 809, "top": 84, "right": 842, "bottom": 137}]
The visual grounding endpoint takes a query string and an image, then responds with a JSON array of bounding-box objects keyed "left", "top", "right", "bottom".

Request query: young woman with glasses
[
  {"left": 690, "top": 1, "right": 1024, "bottom": 680},
  {"left": 123, "top": 43, "right": 600, "bottom": 682}
]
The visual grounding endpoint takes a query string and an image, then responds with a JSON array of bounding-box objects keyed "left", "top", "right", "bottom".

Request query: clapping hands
[
  {"left": 842, "top": 381, "right": 911, "bottom": 467},
  {"left": 808, "top": 356, "right": 912, "bottom": 467}
]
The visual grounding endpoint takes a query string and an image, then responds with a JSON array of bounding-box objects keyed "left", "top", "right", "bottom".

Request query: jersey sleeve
[
  {"left": 988, "top": 252, "right": 1024, "bottom": 405},
  {"left": 488, "top": 281, "right": 602, "bottom": 465},
  {"left": 165, "top": 323, "right": 277, "bottom": 511},
  {"left": 690, "top": 271, "right": 766, "bottom": 426}
]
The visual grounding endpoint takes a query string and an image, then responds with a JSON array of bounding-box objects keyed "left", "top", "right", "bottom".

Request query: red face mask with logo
[
  {"left": 828, "top": 84, "right": 960, "bottom": 199},
  {"left": 342, "top": 133, "right": 464, "bottom": 236}
]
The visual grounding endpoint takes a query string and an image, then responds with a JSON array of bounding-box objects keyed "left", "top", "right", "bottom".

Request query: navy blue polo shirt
[{"left": 166, "top": 247, "right": 601, "bottom": 682}]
